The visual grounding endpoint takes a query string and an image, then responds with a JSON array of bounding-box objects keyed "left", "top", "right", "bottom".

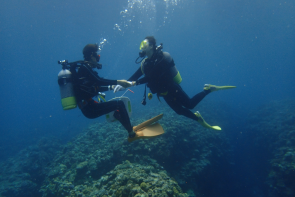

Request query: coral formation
[
  {"left": 0, "top": 137, "right": 61, "bottom": 197},
  {"left": 39, "top": 102, "right": 232, "bottom": 197},
  {"left": 245, "top": 99, "right": 295, "bottom": 196},
  {"left": 41, "top": 160, "right": 188, "bottom": 197},
  {"left": 0, "top": 100, "right": 232, "bottom": 197}
]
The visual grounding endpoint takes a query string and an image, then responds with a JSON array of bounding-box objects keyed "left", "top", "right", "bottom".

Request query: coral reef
[
  {"left": 245, "top": 99, "right": 295, "bottom": 196},
  {"left": 0, "top": 137, "right": 61, "bottom": 197},
  {"left": 1, "top": 97, "right": 294, "bottom": 197},
  {"left": 40, "top": 160, "right": 188, "bottom": 197},
  {"left": 0, "top": 100, "right": 232, "bottom": 197},
  {"left": 39, "top": 101, "right": 232, "bottom": 197}
]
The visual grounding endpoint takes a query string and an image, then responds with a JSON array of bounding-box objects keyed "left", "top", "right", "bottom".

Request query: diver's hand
[
  {"left": 113, "top": 85, "right": 124, "bottom": 93},
  {"left": 117, "top": 80, "right": 133, "bottom": 88},
  {"left": 114, "top": 81, "right": 136, "bottom": 92}
]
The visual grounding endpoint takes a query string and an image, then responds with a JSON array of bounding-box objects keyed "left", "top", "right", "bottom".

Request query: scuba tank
[{"left": 57, "top": 60, "right": 77, "bottom": 110}]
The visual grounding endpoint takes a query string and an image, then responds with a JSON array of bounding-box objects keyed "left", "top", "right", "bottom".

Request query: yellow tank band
[
  {"left": 61, "top": 97, "right": 77, "bottom": 110},
  {"left": 173, "top": 71, "right": 182, "bottom": 84}
]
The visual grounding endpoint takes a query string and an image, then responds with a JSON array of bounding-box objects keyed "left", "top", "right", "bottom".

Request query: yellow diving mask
[{"left": 139, "top": 39, "right": 149, "bottom": 50}]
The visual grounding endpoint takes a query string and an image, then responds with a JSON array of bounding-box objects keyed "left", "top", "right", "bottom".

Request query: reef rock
[
  {"left": 245, "top": 99, "right": 295, "bottom": 197},
  {"left": 41, "top": 160, "right": 188, "bottom": 197}
]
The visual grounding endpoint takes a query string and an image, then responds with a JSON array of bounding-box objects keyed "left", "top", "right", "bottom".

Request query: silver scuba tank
[{"left": 58, "top": 69, "right": 77, "bottom": 110}]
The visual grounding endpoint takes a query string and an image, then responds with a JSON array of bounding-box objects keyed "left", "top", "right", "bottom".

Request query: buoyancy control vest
[{"left": 140, "top": 51, "right": 182, "bottom": 94}]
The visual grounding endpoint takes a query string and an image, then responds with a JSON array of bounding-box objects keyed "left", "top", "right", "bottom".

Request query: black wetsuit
[
  {"left": 71, "top": 63, "right": 133, "bottom": 133},
  {"left": 128, "top": 51, "right": 210, "bottom": 121}
]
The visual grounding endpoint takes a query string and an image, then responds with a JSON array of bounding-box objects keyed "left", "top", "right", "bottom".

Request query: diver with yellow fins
[{"left": 113, "top": 36, "right": 236, "bottom": 140}]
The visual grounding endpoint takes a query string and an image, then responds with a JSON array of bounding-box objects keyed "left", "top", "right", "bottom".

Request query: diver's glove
[
  {"left": 127, "top": 81, "right": 136, "bottom": 86},
  {"left": 113, "top": 85, "right": 125, "bottom": 93},
  {"left": 113, "top": 81, "right": 135, "bottom": 93},
  {"left": 194, "top": 111, "right": 221, "bottom": 131}
]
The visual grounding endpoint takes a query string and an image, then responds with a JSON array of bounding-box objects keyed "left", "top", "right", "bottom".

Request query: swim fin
[
  {"left": 195, "top": 111, "right": 221, "bottom": 131},
  {"left": 128, "top": 114, "right": 165, "bottom": 143},
  {"left": 204, "top": 84, "right": 236, "bottom": 92}
]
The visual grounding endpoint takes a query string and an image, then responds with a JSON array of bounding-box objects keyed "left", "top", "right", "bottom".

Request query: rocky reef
[
  {"left": 0, "top": 100, "right": 233, "bottom": 197},
  {"left": 0, "top": 137, "right": 61, "bottom": 197},
  {"left": 245, "top": 99, "right": 295, "bottom": 196},
  {"left": 39, "top": 101, "right": 232, "bottom": 197},
  {"left": 1, "top": 96, "right": 294, "bottom": 197},
  {"left": 40, "top": 160, "right": 188, "bottom": 197}
]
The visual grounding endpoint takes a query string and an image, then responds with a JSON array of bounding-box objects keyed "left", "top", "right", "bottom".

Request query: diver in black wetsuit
[
  {"left": 114, "top": 36, "right": 236, "bottom": 130},
  {"left": 74, "top": 44, "right": 136, "bottom": 137}
]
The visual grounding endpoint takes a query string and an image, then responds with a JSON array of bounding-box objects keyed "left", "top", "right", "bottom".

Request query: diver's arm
[
  {"left": 112, "top": 67, "right": 142, "bottom": 93},
  {"left": 81, "top": 65, "right": 118, "bottom": 86},
  {"left": 91, "top": 73, "right": 118, "bottom": 86},
  {"left": 99, "top": 84, "right": 122, "bottom": 92},
  {"left": 127, "top": 66, "right": 148, "bottom": 86},
  {"left": 128, "top": 67, "right": 143, "bottom": 81},
  {"left": 97, "top": 86, "right": 109, "bottom": 92},
  {"left": 97, "top": 77, "right": 118, "bottom": 86},
  {"left": 136, "top": 77, "right": 148, "bottom": 85}
]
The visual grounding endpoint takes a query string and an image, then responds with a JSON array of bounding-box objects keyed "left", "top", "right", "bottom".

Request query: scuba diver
[
  {"left": 58, "top": 44, "right": 136, "bottom": 138},
  {"left": 114, "top": 36, "right": 236, "bottom": 131}
]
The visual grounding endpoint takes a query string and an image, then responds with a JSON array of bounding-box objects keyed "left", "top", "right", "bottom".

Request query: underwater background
[{"left": 0, "top": 0, "right": 294, "bottom": 197}]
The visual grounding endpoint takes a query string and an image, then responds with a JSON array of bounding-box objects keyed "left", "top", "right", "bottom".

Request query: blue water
[{"left": 0, "top": 0, "right": 294, "bottom": 196}]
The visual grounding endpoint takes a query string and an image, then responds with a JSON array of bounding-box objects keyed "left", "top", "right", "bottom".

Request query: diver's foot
[
  {"left": 194, "top": 111, "right": 205, "bottom": 123},
  {"left": 128, "top": 131, "right": 136, "bottom": 138},
  {"left": 194, "top": 111, "right": 221, "bottom": 131},
  {"left": 204, "top": 84, "right": 236, "bottom": 92}
]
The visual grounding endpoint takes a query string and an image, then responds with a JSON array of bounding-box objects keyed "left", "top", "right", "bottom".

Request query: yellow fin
[
  {"left": 211, "top": 126, "right": 222, "bottom": 130},
  {"left": 133, "top": 114, "right": 163, "bottom": 131},
  {"left": 128, "top": 114, "right": 165, "bottom": 143}
]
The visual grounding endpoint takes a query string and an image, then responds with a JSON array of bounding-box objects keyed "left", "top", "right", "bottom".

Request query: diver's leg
[
  {"left": 163, "top": 95, "right": 221, "bottom": 130},
  {"left": 81, "top": 99, "right": 118, "bottom": 118},
  {"left": 163, "top": 94, "right": 198, "bottom": 121},
  {"left": 204, "top": 84, "right": 236, "bottom": 92},
  {"left": 113, "top": 100, "right": 135, "bottom": 137},
  {"left": 168, "top": 83, "right": 210, "bottom": 109},
  {"left": 81, "top": 100, "right": 134, "bottom": 136},
  {"left": 186, "top": 84, "right": 236, "bottom": 108},
  {"left": 188, "top": 90, "right": 210, "bottom": 108}
]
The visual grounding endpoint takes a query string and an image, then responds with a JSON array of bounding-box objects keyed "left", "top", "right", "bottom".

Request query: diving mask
[
  {"left": 138, "top": 39, "right": 149, "bottom": 58},
  {"left": 139, "top": 39, "right": 149, "bottom": 50},
  {"left": 135, "top": 39, "right": 149, "bottom": 64}
]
